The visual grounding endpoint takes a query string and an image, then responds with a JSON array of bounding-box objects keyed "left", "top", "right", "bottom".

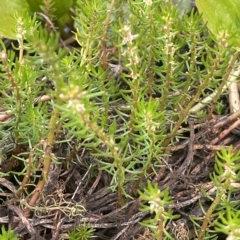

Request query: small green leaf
[
  {"left": 195, "top": 0, "right": 240, "bottom": 47},
  {"left": 0, "top": 0, "right": 29, "bottom": 39}
]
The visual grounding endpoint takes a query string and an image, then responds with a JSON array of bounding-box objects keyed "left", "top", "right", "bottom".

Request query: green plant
[
  {"left": 68, "top": 222, "right": 95, "bottom": 240},
  {"left": 214, "top": 100, "right": 227, "bottom": 115},
  {"left": 139, "top": 181, "right": 179, "bottom": 239},
  {"left": 0, "top": 0, "right": 240, "bottom": 239},
  {"left": 138, "top": 147, "right": 240, "bottom": 240},
  {"left": 184, "top": 146, "right": 240, "bottom": 240},
  {"left": 0, "top": 226, "right": 18, "bottom": 240}
]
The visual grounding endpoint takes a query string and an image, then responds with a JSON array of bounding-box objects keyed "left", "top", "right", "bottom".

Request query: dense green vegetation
[{"left": 0, "top": 0, "right": 240, "bottom": 239}]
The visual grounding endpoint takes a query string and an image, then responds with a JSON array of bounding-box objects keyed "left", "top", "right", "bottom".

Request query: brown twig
[{"left": 211, "top": 118, "right": 240, "bottom": 145}]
